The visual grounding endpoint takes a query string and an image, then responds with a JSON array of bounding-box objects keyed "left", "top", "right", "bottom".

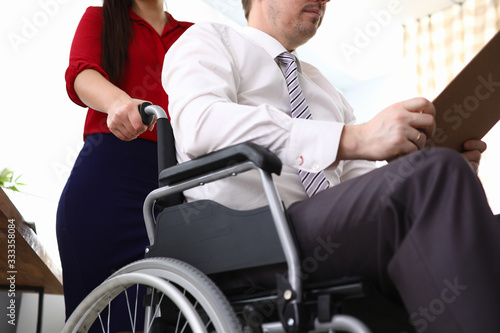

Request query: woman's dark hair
[{"left": 101, "top": 0, "right": 134, "bottom": 83}]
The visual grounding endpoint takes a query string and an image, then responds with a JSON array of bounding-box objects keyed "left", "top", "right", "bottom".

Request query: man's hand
[
  {"left": 461, "top": 140, "right": 487, "bottom": 173},
  {"left": 338, "top": 97, "right": 436, "bottom": 161}
]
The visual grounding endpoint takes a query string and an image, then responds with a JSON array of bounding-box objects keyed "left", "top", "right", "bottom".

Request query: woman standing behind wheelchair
[{"left": 56, "top": 0, "right": 192, "bottom": 330}]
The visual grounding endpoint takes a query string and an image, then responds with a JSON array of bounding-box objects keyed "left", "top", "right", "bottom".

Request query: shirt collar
[
  {"left": 241, "top": 27, "right": 303, "bottom": 72},
  {"left": 128, "top": 9, "right": 183, "bottom": 36}
]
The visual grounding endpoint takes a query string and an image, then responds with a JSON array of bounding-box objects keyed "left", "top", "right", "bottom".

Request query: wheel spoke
[
  {"left": 134, "top": 284, "right": 139, "bottom": 331},
  {"left": 124, "top": 286, "right": 137, "bottom": 332},
  {"left": 175, "top": 305, "right": 182, "bottom": 332},
  {"left": 107, "top": 297, "right": 111, "bottom": 333},
  {"left": 97, "top": 311, "right": 106, "bottom": 333},
  {"left": 147, "top": 291, "right": 165, "bottom": 332},
  {"left": 146, "top": 289, "right": 155, "bottom": 333},
  {"left": 180, "top": 318, "right": 189, "bottom": 333},
  {"left": 61, "top": 258, "right": 241, "bottom": 333}
]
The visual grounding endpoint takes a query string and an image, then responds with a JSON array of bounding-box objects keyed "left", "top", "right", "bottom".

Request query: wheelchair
[{"left": 61, "top": 104, "right": 413, "bottom": 333}]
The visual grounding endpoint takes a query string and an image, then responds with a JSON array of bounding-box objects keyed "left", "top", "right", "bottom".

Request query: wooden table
[{"left": 0, "top": 187, "right": 63, "bottom": 332}]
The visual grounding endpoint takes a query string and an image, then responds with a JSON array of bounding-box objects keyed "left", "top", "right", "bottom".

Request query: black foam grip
[{"left": 139, "top": 101, "right": 154, "bottom": 125}]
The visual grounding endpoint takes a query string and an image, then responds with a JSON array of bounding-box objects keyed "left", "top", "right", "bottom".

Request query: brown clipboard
[{"left": 427, "top": 30, "right": 500, "bottom": 151}]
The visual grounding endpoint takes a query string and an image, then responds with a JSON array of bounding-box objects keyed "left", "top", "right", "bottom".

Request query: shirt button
[
  {"left": 312, "top": 163, "right": 320, "bottom": 172},
  {"left": 296, "top": 156, "right": 304, "bottom": 166}
]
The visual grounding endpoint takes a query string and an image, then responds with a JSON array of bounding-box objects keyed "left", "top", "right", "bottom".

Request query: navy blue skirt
[{"left": 56, "top": 134, "right": 158, "bottom": 330}]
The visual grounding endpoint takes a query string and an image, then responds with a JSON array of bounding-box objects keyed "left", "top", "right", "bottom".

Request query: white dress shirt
[{"left": 162, "top": 22, "right": 376, "bottom": 210}]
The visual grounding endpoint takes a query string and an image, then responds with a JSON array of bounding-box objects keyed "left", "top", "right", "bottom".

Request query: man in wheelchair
[{"left": 159, "top": 0, "right": 500, "bottom": 332}]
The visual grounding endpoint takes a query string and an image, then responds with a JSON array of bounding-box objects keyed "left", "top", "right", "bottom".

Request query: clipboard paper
[{"left": 427, "top": 30, "right": 500, "bottom": 151}]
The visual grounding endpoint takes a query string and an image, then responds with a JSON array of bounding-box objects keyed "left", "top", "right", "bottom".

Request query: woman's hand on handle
[
  {"left": 106, "top": 97, "right": 155, "bottom": 141},
  {"left": 74, "top": 69, "right": 156, "bottom": 141}
]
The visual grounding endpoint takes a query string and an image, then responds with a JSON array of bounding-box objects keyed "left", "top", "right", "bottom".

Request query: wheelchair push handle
[
  {"left": 139, "top": 101, "right": 156, "bottom": 125},
  {"left": 137, "top": 102, "right": 178, "bottom": 179}
]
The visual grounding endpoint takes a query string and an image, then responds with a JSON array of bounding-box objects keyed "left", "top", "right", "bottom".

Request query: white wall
[{"left": 2, "top": 1, "right": 101, "bottom": 332}]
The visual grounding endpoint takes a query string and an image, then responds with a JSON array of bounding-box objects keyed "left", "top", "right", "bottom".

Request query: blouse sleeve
[{"left": 65, "top": 7, "right": 109, "bottom": 107}]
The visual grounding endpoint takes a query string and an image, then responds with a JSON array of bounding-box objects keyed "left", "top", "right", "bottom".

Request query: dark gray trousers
[{"left": 288, "top": 147, "right": 500, "bottom": 333}]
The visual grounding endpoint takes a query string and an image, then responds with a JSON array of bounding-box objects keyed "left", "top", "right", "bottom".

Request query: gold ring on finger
[{"left": 415, "top": 131, "right": 422, "bottom": 143}]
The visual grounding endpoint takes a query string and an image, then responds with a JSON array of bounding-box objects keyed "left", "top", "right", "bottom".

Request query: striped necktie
[{"left": 277, "top": 52, "right": 329, "bottom": 197}]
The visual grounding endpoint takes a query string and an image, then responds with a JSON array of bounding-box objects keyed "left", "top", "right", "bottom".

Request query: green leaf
[
  {"left": 0, "top": 168, "right": 13, "bottom": 183},
  {"left": 0, "top": 168, "right": 25, "bottom": 192}
]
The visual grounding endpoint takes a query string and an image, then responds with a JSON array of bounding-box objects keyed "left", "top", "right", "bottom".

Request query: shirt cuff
[{"left": 286, "top": 119, "right": 344, "bottom": 173}]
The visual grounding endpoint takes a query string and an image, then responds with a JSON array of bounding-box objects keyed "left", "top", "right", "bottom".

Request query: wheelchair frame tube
[
  {"left": 143, "top": 161, "right": 302, "bottom": 300},
  {"left": 256, "top": 168, "right": 302, "bottom": 300},
  {"left": 140, "top": 104, "right": 173, "bottom": 177}
]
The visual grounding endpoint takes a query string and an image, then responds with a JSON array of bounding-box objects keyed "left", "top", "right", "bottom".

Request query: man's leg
[{"left": 288, "top": 148, "right": 500, "bottom": 333}]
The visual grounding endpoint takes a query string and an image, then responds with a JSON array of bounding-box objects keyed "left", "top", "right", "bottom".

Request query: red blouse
[{"left": 65, "top": 7, "right": 193, "bottom": 142}]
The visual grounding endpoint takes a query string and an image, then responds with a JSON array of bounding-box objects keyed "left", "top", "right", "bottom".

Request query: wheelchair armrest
[{"left": 159, "top": 142, "right": 282, "bottom": 186}]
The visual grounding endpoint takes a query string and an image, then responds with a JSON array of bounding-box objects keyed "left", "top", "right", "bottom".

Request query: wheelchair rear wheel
[{"left": 61, "top": 257, "right": 242, "bottom": 333}]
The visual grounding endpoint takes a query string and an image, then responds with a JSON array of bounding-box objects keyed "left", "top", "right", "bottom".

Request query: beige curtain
[
  {"left": 403, "top": 0, "right": 500, "bottom": 99},
  {"left": 403, "top": 0, "right": 500, "bottom": 213}
]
